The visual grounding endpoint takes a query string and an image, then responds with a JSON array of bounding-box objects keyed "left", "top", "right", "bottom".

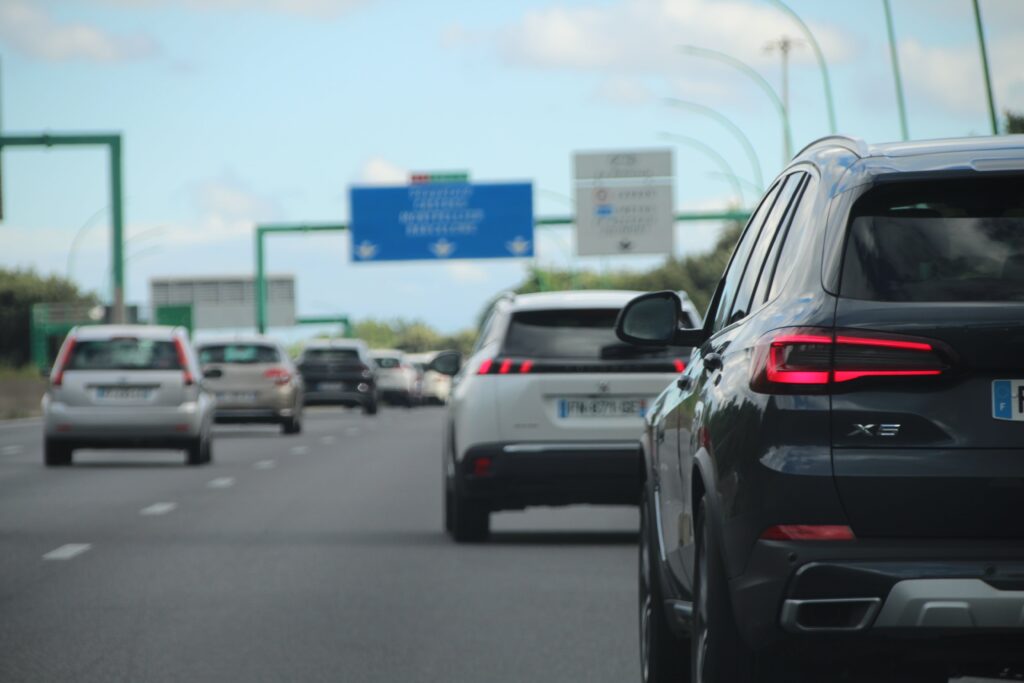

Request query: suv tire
[
  {"left": 186, "top": 435, "right": 210, "bottom": 466},
  {"left": 451, "top": 489, "right": 489, "bottom": 542},
  {"left": 693, "top": 498, "right": 764, "bottom": 683},
  {"left": 363, "top": 399, "right": 378, "bottom": 416},
  {"left": 640, "top": 489, "right": 691, "bottom": 682},
  {"left": 44, "top": 439, "right": 72, "bottom": 467}
]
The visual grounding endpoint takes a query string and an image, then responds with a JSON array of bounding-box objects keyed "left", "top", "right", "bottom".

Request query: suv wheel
[
  {"left": 363, "top": 399, "right": 378, "bottom": 416},
  {"left": 640, "top": 489, "right": 690, "bottom": 682},
  {"left": 44, "top": 439, "right": 73, "bottom": 467},
  {"left": 444, "top": 476, "right": 454, "bottom": 533},
  {"left": 451, "top": 489, "right": 489, "bottom": 542},
  {"left": 693, "top": 498, "right": 763, "bottom": 683},
  {"left": 186, "top": 435, "right": 210, "bottom": 466}
]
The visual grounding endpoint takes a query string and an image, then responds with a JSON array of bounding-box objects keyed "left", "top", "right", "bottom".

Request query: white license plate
[
  {"left": 318, "top": 382, "right": 345, "bottom": 392},
  {"left": 558, "top": 397, "right": 647, "bottom": 418},
  {"left": 993, "top": 380, "right": 1024, "bottom": 421},
  {"left": 217, "top": 391, "right": 257, "bottom": 403},
  {"left": 97, "top": 387, "right": 151, "bottom": 400}
]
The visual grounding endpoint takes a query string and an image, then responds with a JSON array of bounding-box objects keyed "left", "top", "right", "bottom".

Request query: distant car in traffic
[
  {"left": 41, "top": 325, "right": 215, "bottom": 466},
  {"left": 195, "top": 337, "right": 304, "bottom": 434},
  {"left": 443, "top": 290, "right": 697, "bottom": 542},
  {"left": 407, "top": 351, "right": 453, "bottom": 404},
  {"left": 618, "top": 135, "right": 1024, "bottom": 682},
  {"left": 370, "top": 349, "right": 420, "bottom": 406},
  {"left": 297, "top": 339, "right": 378, "bottom": 415}
]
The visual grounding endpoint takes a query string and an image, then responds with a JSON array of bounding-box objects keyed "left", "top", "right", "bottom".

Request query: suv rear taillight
[
  {"left": 51, "top": 336, "right": 78, "bottom": 387},
  {"left": 263, "top": 367, "right": 292, "bottom": 385},
  {"left": 477, "top": 358, "right": 533, "bottom": 375},
  {"left": 751, "top": 327, "right": 948, "bottom": 393},
  {"left": 173, "top": 337, "right": 194, "bottom": 386}
]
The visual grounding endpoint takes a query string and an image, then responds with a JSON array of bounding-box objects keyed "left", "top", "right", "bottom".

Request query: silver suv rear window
[
  {"left": 840, "top": 176, "right": 1024, "bottom": 302},
  {"left": 67, "top": 339, "right": 182, "bottom": 371},
  {"left": 199, "top": 344, "right": 280, "bottom": 364}
]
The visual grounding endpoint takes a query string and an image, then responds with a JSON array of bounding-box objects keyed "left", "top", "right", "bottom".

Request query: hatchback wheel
[
  {"left": 282, "top": 414, "right": 302, "bottom": 434},
  {"left": 186, "top": 435, "right": 209, "bottom": 466},
  {"left": 44, "top": 439, "right": 73, "bottom": 467},
  {"left": 693, "top": 498, "right": 764, "bottom": 683},
  {"left": 639, "top": 489, "right": 690, "bottom": 682}
]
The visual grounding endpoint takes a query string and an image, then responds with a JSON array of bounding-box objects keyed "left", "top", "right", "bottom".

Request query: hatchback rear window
[
  {"left": 840, "top": 176, "right": 1024, "bottom": 302},
  {"left": 198, "top": 344, "right": 279, "bottom": 364},
  {"left": 67, "top": 339, "right": 182, "bottom": 371},
  {"left": 302, "top": 349, "right": 360, "bottom": 363},
  {"left": 502, "top": 308, "right": 691, "bottom": 360}
]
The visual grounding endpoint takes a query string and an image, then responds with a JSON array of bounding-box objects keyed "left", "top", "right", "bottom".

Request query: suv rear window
[
  {"left": 198, "top": 344, "right": 280, "bottom": 364},
  {"left": 302, "top": 348, "right": 360, "bottom": 363},
  {"left": 840, "top": 176, "right": 1024, "bottom": 302},
  {"left": 502, "top": 308, "right": 692, "bottom": 360},
  {"left": 67, "top": 339, "right": 182, "bottom": 371}
]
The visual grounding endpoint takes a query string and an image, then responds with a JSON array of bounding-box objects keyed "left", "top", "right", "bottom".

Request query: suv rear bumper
[
  {"left": 729, "top": 538, "right": 1024, "bottom": 659},
  {"left": 457, "top": 440, "right": 642, "bottom": 510}
]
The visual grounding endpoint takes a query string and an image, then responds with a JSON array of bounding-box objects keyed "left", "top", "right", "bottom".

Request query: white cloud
[
  {"left": 357, "top": 157, "right": 407, "bottom": 185},
  {"left": 102, "top": 0, "right": 368, "bottom": 19},
  {"left": 0, "top": 1, "right": 158, "bottom": 63}
]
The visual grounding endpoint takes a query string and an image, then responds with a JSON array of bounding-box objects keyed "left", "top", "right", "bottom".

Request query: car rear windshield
[
  {"left": 502, "top": 308, "right": 690, "bottom": 360},
  {"left": 66, "top": 338, "right": 182, "bottom": 371},
  {"left": 374, "top": 357, "right": 401, "bottom": 369},
  {"left": 840, "top": 176, "right": 1024, "bottom": 302},
  {"left": 302, "top": 349, "right": 361, "bottom": 363},
  {"left": 198, "top": 344, "right": 280, "bottom": 365}
]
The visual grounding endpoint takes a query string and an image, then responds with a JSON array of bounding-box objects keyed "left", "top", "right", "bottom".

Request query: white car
[
  {"left": 370, "top": 349, "right": 420, "bottom": 406},
  {"left": 407, "top": 351, "right": 453, "bottom": 404},
  {"left": 41, "top": 325, "right": 216, "bottom": 467},
  {"left": 443, "top": 290, "right": 700, "bottom": 541}
]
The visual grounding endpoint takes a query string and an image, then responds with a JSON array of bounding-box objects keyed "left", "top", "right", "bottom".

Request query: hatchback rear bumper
[
  {"left": 729, "top": 537, "right": 1024, "bottom": 658},
  {"left": 458, "top": 440, "right": 642, "bottom": 510},
  {"left": 43, "top": 399, "right": 206, "bottom": 439}
]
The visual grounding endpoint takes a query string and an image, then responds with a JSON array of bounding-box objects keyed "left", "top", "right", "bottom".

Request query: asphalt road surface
[{"left": 0, "top": 406, "right": 1001, "bottom": 682}]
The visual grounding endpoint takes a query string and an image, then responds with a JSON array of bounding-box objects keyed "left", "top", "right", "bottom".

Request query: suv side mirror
[
  {"left": 616, "top": 291, "right": 709, "bottom": 347},
  {"left": 428, "top": 350, "right": 462, "bottom": 376}
]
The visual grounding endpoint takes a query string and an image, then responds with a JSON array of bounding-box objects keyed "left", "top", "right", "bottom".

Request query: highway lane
[
  {"left": 0, "top": 406, "right": 639, "bottom": 682},
  {"left": 0, "top": 407, "right": 1001, "bottom": 682}
]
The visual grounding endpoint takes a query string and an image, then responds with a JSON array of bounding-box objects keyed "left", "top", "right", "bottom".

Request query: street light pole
[
  {"left": 765, "top": 36, "right": 803, "bottom": 144},
  {"left": 663, "top": 98, "right": 765, "bottom": 190},
  {"left": 971, "top": 0, "right": 999, "bottom": 135},
  {"left": 766, "top": 0, "right": 837, "bottom": 134},
  {"left": 882, "top": 0, "right": 910, "bottom": 141},
  {"left": 678, "top": 44, "right": 792, "bottom": 165}
]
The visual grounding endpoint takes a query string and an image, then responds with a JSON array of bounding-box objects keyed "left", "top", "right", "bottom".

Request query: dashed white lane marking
[
  {"left": 207, "top": 477, "right": 235, "bottom": 489},
  {"left": 289, "top": 446, "right": 308, "bottom": 455},
  {"left": 43, "top": 544, "right": 92, "bottom": 560},
  {"left": 344, "top": 427, "right": 360, "bottom": 436},
  {"left": 1, "top": 444, "right": 24, "bottom": 455},
  {"left": 320, "top": 436, "right": 336, "bottom": 445},
  {"left": 254, "top": 459, "right": 276, "bottom": 470},
  {"left": 140, "top": 502, "right": 177, "bottom": 516}
]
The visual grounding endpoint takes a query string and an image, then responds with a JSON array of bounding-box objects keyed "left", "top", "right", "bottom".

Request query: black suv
[{"left": 617, "top": 135, "right": 1024, "bottom": 682}]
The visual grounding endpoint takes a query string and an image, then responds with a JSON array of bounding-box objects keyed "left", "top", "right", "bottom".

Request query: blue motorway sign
[{"left": 349, "top": 182, "right": 534, "bottom": 262}]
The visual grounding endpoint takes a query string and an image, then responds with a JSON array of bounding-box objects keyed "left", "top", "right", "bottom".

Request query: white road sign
[{"left": 573, "top": 149, "right": 674, "bottom": 256}]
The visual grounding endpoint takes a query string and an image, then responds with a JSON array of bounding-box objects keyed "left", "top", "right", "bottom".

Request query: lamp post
[
  {"left": 766, "top": 0, "right": 837, "bottom": 134},
  {"left": 678, "top": 44, "right": 792, "bottom": 164},
  {"left": 971, "top": 0, "right": 999, "bottom": 135},
  {"left": 664, "top": 98, "right": 764, "bottom": 190},
  {"left": 881, "top": 0, "right": 910, "bottom": 141}
]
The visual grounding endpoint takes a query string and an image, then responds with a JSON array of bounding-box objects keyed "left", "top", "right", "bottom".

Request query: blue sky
[{"left": 1, "top": 0, "right": 1022, "bottom": 337}]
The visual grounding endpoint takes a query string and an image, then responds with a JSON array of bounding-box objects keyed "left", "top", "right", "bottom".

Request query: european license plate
[
  {"left": 97, "top": 387, "right": 151, "bottom": 400},
  {"left": 318, "top": 382, "right": 345, "bottom": 392},
  {"left": 993, "top": 380, "right": 1024, "bottom": 421},
  {"left": 558, "top": 397, "right": 647, "bottom": 418},
  {"left": 217, "top": 391, "right": 257, "bottom": 403}
]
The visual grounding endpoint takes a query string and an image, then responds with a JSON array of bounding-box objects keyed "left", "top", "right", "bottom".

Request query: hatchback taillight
[
  {"left": 51, "top": 336, "right": 77, "bottom": 387},
  {"left": 263, "top": 367, "right": 291, "bottom": 385},
  {"left": 173, "top": 338, "right": 194, "bottom": 386},
  {"left": 477, "top": 358, "right": 533, "bottom": 375},
  {"left": 751, "top": 328, "right": 948, "bottom": 392}
]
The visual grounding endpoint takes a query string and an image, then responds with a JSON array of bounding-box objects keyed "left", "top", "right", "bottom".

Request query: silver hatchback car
[{"left": 41, "top": 325, "right": 215, "bottom": 467}]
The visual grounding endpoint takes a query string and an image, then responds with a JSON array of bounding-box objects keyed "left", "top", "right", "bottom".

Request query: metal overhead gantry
[{"left": 253, "top": 210, "right": 753, "bottom": 334}]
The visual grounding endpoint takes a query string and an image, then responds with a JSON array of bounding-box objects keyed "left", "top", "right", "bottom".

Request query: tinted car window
[
  {"left": 302, "top": 349, "right": 361, "bottom": 363},
  {"left": 198, "top": 344, "right": 279, "bottom": 364},
  {"left": 840, "top": 176, "right": 1024, "bottom": 302},
  {"left": 67, "top": 339, "right": 182, "bottom": 371},
  {"left": 768, "top": 175, "right": 818, "bottom": 300},
  {"left": 729, "top": 173, "right": 803, "bottom": 323},
  {"left": 712, "top": 181, "right": 782, "bottom": 332},
  {"left": 503, "top": 308, "right": 686, "bottom": 360}
]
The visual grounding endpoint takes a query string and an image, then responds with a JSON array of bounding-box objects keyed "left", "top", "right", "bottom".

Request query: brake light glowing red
[
  {"left": 519, "top": 360, "right": 534, "bottom": 374},
  {"left": 51, "top": 336, "right": 77, "bottom": 387},
  {"left": 173, "top": 337, "right": 194, "bottom": 386},
  {"left": 499, "top": 359, "right": 514, "bottom": 374},
  {"left": 477, "top": 358, "right": 494, "bottom": 375},
  {"left": 478, "top": 358, "right": 533, "bottom": 375},
  {"left": 263, "top": 367, "right": 291, "bottom": 385},
  {"left": 472, "top": 456, "right": 493, "bottom": 476},
  {"left": 760, "top": 524, "right": 855, "bottom": 541},
  {"left": 673, "top": 358, "right": 686, "bottom": 373}
]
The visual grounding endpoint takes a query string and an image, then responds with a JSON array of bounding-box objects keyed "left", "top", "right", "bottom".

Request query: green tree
[
  {"left": 0, "top": 268, "right": 97, "bottom": 367},
  {"left": 1006, "top": 110, "right": 1024, "bottom": 134}
]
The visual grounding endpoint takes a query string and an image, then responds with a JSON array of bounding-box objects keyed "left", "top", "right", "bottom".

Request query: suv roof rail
[{"left": 794, "top": 135, "right": 869, "bottom": 161}]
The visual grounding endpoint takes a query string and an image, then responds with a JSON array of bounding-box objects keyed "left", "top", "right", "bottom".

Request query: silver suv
[{"left": 41, "top": 325, "right": 215, "bottom": 467}]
